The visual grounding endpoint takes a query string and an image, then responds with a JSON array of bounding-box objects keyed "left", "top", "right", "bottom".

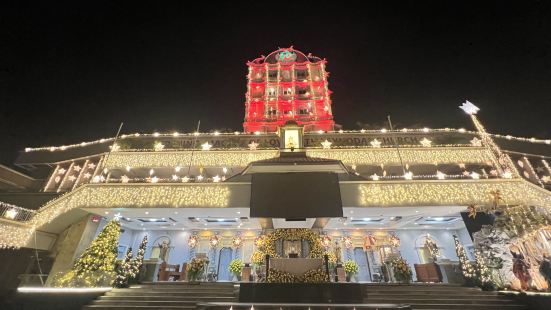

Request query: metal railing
[{"left": 0, "top": 201, "right": 36, "bottom": 222}]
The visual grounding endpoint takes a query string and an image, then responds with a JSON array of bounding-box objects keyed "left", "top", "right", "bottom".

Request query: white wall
[{"left": 396, "top": 227, "right": 470, "bottom": 281}]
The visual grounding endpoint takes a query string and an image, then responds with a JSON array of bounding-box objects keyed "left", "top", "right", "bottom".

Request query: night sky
[{"left": 1, "top": 1, "right": 550, "bottom": 165}]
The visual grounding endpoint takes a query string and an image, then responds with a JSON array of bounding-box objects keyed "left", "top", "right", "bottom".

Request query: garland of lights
[
  {"left": 307, "top": 147, "right": 493, "bottom": 166},
  {"left": 31, "top": 183, "right": 231, "bottom": 228},
  {"left": 104, "top": 150, "right": 279, "bottom": 169},
  {"left": 453, "top": 235, "right": 475, "bottom": 280},
  {"left": 358, "top": 179, "right": 551, "bottom": 207},
  {"left": 22, "top": 127, "right": 551, "bottom": 153},
  {"left": 0, "top": 222, "right": 35, "bottom": 249},
  {"left": 2, "top": 178, "right": 550, "bottom": 249}
]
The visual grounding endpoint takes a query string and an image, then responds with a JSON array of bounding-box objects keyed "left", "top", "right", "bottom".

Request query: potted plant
[
  {"left": 187, "top": 258, "right": 206, "bottom": 283},
  {"left": 229, "top": 259, "right": 243, "bottom": 281},
  {"left": 389, "top": 257, "right": 412, "bottom": 283},
  {"left": 344, "top": 260, "right": 359, "bottom": 282}
]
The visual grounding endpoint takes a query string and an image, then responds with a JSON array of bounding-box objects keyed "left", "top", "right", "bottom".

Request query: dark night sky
[{"left": 1, "top": 1, "right": 550, "bottom": 165}]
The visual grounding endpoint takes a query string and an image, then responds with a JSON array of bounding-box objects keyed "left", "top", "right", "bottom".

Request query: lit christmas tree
[
  {"left": 129, "top": 235, "right": 148, "bottom": 283},
  {"left": 115, "top": 247, "right": 133, "bottom": 288},
  {"left": 475, "top": 249, "right": 495, "bottom": 290},
  {"left": 453, "top": 235, "right": 475, "bottom": 280},
  {"left": 56, "top": 219, "right": 121, "bottom": 287}
]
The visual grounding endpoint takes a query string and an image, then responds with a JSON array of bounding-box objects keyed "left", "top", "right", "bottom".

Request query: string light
[
  {"left": 21, "top": 126, "right": 551, "bottom": 154},
  {"left": 0, "top": 222, "right": 35, "bottom": 249},
  {"left": 358, "top": 179, "right": 551, "bottom": 207},
  {"left": 306, "top": 148, "right": 493, "bottom": 166},
  {"left": 104, "top": 150, "right": 278, "bottom": 169}
]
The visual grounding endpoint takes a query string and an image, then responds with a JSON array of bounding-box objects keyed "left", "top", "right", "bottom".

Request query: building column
[{"left": 45, "top": 214, "right": 100, "bottom": 285}]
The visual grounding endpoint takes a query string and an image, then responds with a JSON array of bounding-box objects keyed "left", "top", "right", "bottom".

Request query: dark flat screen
[{"left": 250, "top": 172, "right": 343, "bottom": 218}]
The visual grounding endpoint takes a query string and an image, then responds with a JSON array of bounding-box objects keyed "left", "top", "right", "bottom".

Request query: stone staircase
[
  {"left": 83, "top": 282, "right": 530, "bottom": 310},
  {"left": 363, "top": 283, "right": 528, "bottom": 310},
  {"left": 83, "top": 282, "right": 236, "bottom": 310}
]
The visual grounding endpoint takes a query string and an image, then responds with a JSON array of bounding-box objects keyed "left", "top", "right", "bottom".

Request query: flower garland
[
  {"left": 267, "top": 267, "right": 328, "bottom": 283},
  {"left": 209, "top": 235, "right": 219, "bottom": 248},
  {"left": 364, "top": 235, "right": 377, "bottom": 250},
  {"left": 188, "top": 235, "right": 198, "bottom": 248},
  {"left": 389, "top": 235, "right": 400, "bottom": 248},
  {"left": 232, "top": 236, "right": 242, "bottom": 248},
  {"left": 254, "top": 235, "right": 266, "bottom": 249},
  {"left": 262, "top": 229, "right": 324, "bottom": 258},
  {"left": 343, "top": 236, "right": 353, "bottom": 249}
]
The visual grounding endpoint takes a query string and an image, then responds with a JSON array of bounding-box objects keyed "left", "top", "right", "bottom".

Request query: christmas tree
[
  {"left": 475, "top": 249, "right": 495, "bottom": 290},
  {"left": 115, "top": 247, "right": 134, "bottom": 288},
  {"left": 56, "top": 219, "right": 121, "bottom": 287},
  {"left": 453, "top": 235, "right": 475, "bottom": 282},
  {"left": 129, "top": 235, "right": 148, "bottom": 284}
]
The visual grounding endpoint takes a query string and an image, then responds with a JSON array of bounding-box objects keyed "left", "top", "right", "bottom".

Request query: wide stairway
[
  {"left": 83, "top": 282, "right": 236, "bottom": 310},
  {"left": 363, "top": 283, "right": 528, "bottom": 310}
]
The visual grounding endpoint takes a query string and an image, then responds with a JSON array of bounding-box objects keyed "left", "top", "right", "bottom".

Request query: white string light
[{"left": 22, "top": 128, "right": 551, "bottom": 153}]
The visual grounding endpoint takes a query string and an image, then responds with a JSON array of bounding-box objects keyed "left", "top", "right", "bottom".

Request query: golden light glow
[
  {"left": 104, "top": 150, "right": 279, "bottom": 169},
  {"left": 30, "top": 184, "right": 231, "bottom": 228},
  {"left": 0, "top": 222, "right": 34, "bottom": 249},
  {"left": 307, "top": 147, "right": 493, "bottom": 166},
  {"left": 357, "top": 179, "right": 551, "bottom": 207}
]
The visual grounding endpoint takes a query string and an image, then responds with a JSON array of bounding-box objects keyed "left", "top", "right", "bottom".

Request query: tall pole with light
[{"left": 459, "top": 101, "right": 519, "bottom": 178}]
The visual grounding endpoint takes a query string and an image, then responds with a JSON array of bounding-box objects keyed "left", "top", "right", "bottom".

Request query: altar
[{"left": 269, "top": 258, "right": 323, "bottom": 275}]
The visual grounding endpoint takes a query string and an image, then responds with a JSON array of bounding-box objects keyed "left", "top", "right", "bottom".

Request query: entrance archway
[
  {"left": 217, "top": 247, "right": 233, "bottom": 281},
  {"left": 354, "top": 247, "right": 371, "bottom": 282}
]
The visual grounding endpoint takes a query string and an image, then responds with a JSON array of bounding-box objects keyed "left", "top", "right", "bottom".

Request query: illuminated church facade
[{"left": 1, "top": 47, "right": 551, "bottom": 290}]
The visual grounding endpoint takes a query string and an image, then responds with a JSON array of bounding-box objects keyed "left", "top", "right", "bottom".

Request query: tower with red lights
[{"left": 243, "top": 47, "right": 335, "bottom": 133}]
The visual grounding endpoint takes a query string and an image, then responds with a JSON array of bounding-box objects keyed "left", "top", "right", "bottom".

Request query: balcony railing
[{"left": 0, "top": 202, "right": 37, "bottom": 222}]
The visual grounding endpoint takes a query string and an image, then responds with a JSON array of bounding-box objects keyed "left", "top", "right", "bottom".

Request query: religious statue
[
  {"left": 158, "top": 240, "right": 169, "bottom": 262},
  {"left": 334, "top": 240, "right": 342, "bottom": 263},
  {"left": 511, "top": 246, "right": 531, "bottom": 291},
  {"left": 287, "top": 136, "right": 296, "bottom": 151}
]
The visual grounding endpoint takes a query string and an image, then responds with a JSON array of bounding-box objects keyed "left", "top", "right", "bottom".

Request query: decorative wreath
[
  {"left": 262, "top": 229, "right": 324, "bottom": 258},
  {"left": 188, "top": 235, "right": 198, "bottom": 248},
  {"left": 232, "top": 236, "right": 242, "bottom": 248},
  {"left": 209, "top": 235, "right": 219, "bottom": 248}
]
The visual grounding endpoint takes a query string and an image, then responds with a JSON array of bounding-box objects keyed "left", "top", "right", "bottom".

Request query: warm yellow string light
[{"left": 22, "top": 128, "right": 551, "bottom": 153}]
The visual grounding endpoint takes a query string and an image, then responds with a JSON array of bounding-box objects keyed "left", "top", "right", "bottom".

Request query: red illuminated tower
[{"left": 243, "top": 47, "right": 335, "bottom": 133}]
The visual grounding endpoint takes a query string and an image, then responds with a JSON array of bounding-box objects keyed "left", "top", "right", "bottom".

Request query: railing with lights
[
  {"left": 0, "top": 201, "right": 36, "bottom": 222},
  {"left": 22, "top": 127, "right": 551, "bottom": 153}
]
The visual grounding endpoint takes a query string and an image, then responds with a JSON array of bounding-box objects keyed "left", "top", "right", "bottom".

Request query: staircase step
[
  {"left": 100, "top": 296, "right": 236, "bottom": 301},
  {"left": 84, "top": 306, "right": 195, "bottom": 310},
  {"left": 408, "top": 303, "right": 527, "bottom": 310},
  {"left": 93, "top": 300, "right": 203, "bottom": 306},
  {"left": 366, "top": 298, "right": 516, "bottom": 303}
]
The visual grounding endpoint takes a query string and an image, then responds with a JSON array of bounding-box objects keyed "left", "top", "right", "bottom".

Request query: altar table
[{"left": 269, "top": 258, "right": 323, "bottom": 275}]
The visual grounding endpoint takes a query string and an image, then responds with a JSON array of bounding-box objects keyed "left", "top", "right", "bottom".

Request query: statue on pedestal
[{"left": 158, "top": 240, "right": 169, "bottom": 262}]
